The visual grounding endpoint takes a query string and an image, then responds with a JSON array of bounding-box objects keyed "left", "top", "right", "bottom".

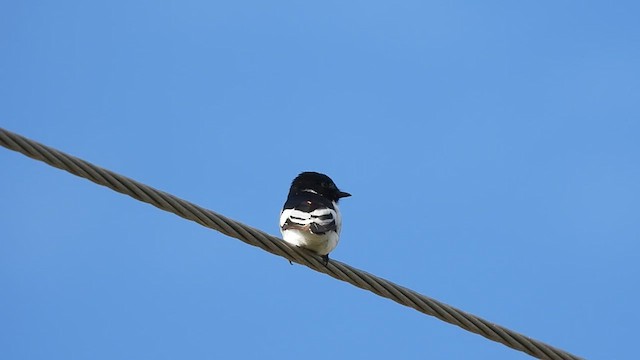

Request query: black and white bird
[{"left": 279, "top": 172, "right": 351, "bottom": 265}]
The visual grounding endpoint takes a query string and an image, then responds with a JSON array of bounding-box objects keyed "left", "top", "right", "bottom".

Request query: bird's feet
[{"left": 321, "top": 254, "right": 329, "bottom": 266}]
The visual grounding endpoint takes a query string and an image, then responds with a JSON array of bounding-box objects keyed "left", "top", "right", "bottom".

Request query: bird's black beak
[{"left": 337, "top": 191, "right": 352, "bottom": 198}]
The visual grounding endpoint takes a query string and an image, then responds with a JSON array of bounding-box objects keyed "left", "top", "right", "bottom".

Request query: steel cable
[{"left": 0, "top": 127, "right": 583, "bottom": 360}]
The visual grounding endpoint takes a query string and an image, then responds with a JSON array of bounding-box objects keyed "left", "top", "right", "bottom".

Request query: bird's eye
[{"left": 322, "top": 181, "right": 336, "bottom": 189}]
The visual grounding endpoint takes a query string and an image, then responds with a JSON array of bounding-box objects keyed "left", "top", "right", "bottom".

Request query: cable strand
[{"left": 0, "top": 127, "right": 582, "bottom": 360}]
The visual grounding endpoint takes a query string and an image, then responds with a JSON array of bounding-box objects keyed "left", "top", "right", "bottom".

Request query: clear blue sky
[{"left": 1, "top": 2, "right": 639, "bottom": 359}]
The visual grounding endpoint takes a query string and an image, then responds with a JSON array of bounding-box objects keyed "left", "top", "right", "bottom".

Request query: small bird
[{"left": 279, "top": 172, "right": 351, "bottom": 265}]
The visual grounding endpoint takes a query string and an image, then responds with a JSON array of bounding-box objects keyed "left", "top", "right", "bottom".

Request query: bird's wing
[{"left": 280, "top": 197, "right": 338, "bottom": 234}]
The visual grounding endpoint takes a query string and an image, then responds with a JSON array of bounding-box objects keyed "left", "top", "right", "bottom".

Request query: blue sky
[{"left": 1, "top": 1, "right": 639, "bottom": 359}]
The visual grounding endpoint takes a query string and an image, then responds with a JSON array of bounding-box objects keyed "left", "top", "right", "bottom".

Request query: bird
[{"left": 279, "top": 172, "right": 351, "bottom": 265}]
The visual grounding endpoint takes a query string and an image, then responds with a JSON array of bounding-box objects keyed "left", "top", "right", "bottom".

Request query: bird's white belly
[{"left": 281, "top": 229, "right": 338, "bottom": 255}]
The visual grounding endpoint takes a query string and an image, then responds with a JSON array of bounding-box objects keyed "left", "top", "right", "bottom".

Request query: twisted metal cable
[{"left": 0, "top": 127, "right": 582, "bottom": 360}]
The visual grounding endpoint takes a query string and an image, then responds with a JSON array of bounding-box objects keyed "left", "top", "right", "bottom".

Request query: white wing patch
[{"left": 279, "top": 208, "right": 338, "bottom": 229}]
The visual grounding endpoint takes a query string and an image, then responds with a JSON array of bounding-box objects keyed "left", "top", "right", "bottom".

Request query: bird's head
[{"left": 289, "top": 171, "right": 351, "bottom": 202}]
